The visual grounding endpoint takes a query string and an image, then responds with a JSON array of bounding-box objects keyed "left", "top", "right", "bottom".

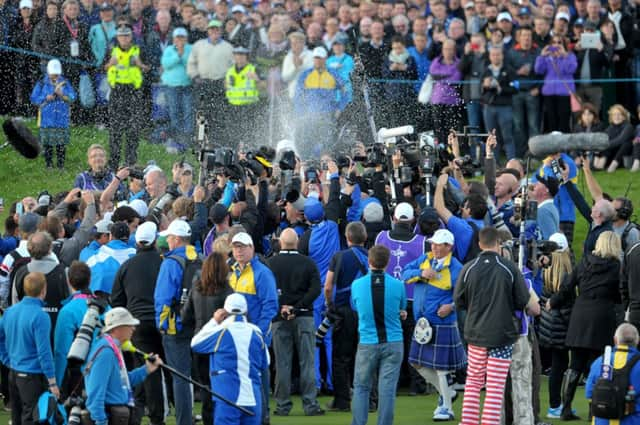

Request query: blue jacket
[
  {"left": 89, "top": 21, "right": 116, "bottom": 66},
  {"left": 30, "top": 76, "right": 77, "bottom": 128},
  {"left": 0, "top": 236, "right": 17, "bottom": 258},
  {"left": 161, "top": 44, "right": 192, "bottom": 87},
  {"left": 351, "top": 271, "right": 407, "bottom": 345},
  {"left": 326, "top": 53, "right": 354, "bottom": 105},
  {"left": 86, "top": 240, "right": 136, "bottom": 295},
  {"left": 447, "top": 216, "right": 484, "bottom": 262},
  {"left": 79, "top": 240, "right": 102, "bottom": 262},
  {"left": 0, "top": 297, "right": 55, "bottom": 378},
  {"left": 191, "top": 315, "right": 268, "bottom": 406},
  {"left": 294, "top": 66, "right": 347, "bottom": 114},
  {"left": 535, "top": 153, "right": 577, "bottom": 223},
  {"left": 229, "top": 256, "right": 278, "bottom": 344},
  {"left": 53, "top": 292, "right": 102, "bottom": 386},
  {"left": 402, "top": 252, "right": 462, "bottom": 325},
  {"left": 154, "top": 244, "right": 199, "bottom": 335},
  {"left": 586, "top": 345, "right": 640, "bottom": 425},
  {"left": 408, "top": 46, "right": 431, "bottom": 93},
  {"left": 84, "top": 336, "right": 147, "bottom": 424}
]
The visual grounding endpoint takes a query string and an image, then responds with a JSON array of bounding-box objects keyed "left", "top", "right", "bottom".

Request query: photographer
[
  {"left": 84, "top": 308, "right": 163, "bottom": 425},
  {"left": 53, "top": 261, "right": 97, "bottom": 397},
  {"left": 46, "top": 189, "right": 98, "bottom": 266},
  {"left": 74, "top": 144, "right": 121, "bottom": 192},
  {"left": 111, "top": 222, "right": 165, "bottom": 425},
  {"left": 434, "top": 173, "right": 487, "bottom": 263},
  {"left": 268, "top": 228, "right": 324, "bottom": 416}
]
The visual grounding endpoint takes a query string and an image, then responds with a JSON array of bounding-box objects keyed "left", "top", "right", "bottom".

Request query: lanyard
[
  {"left": 103, "top": 335, "right": 134, "bottom": 406},
  {"left": 63, "top": 16, "right": 78, "bottom": 39}
]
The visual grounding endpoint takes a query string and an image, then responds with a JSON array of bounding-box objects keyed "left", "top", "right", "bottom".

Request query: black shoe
[
  {"left": 326, "top": 400, "right": 350, "bottom": 412},
  {"left": 305, "top": 407, "right": 326, "bottom": 416},
  {"left": 368, "top": 402, "right": 377, "bottom": 413},
  {"left": 273, "top": 409, "right": 290, "bottom": 416}
]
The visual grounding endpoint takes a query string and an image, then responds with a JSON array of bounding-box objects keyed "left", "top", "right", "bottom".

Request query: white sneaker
[{"left": 433, "top": 406, "right": 455, "bottom": 421}]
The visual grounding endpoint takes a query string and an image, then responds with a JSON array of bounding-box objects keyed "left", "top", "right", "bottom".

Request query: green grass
[
  {"left": 0, "top": 378, "right": 594, "bottom": 424},
  {"left": 0, "top": 120, "right": 636, "bottom": 424}
]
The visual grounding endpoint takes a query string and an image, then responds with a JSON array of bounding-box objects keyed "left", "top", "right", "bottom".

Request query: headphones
[{"left": 616, "top": 197, "right": 633, "bottom": 221}]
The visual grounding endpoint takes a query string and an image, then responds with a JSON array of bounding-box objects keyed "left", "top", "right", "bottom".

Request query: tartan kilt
[
  {"left": 39, "top": 128, "right": 70, "bottom": 146},
  {"left": 409, "top": 322, "right": 467, "bottom": 370}
]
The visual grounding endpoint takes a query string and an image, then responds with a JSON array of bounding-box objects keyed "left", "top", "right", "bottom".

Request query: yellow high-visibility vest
[
  {"left": 225, "top": 64, "right": 259, "bottom": 106},
  {"left": 107, "top": 45, "right": 143, "bottom": 89}
]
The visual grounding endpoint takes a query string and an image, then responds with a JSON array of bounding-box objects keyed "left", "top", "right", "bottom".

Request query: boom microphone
[
  {"left": 122, "top": 341, "right": 255, "bottom": 416},
  {"left": 1, "top": 118, "right": 40, "bottom": 159},
  {"left": 528, "top": 132, "right": 609, "bottom": 158}
]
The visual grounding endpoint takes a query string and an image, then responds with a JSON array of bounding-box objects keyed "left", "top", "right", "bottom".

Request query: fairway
[{"left": 0, "top": 377, "right": 595, "bottom": 424}]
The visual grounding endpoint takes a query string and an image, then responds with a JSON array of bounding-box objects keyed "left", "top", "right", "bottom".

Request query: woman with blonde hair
[
  {"left": 548, "top": 231, "right": 622, "bottom": 420},
  {"left": 538, "top": 233, "right": 574, "bottom": 419},
  {"left": 593, "top": 104, "right": 635, "bottom": 172}
]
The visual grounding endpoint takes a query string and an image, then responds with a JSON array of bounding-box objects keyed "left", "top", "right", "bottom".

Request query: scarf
[
  {"left": 103, "top": 335, "right": 134, "bottom": 406},
  {"left": 388, "top": 50, "right": 410, "bottom": 64}
]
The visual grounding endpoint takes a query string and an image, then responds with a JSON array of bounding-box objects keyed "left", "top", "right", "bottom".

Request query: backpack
[
  {"left": 7, "top": 252, "right": 31, "bottom": 306},
  {"left": 622, "top": 222, "right": 640, "bottom": 253},
  {"left": 591, "top": 350, "right": 640, "bottom": 419},
  {"left": 168, "top": 254, "right": 203, "bottom": 314},
  {"left": 463, "top": 221, "right": 482, "bottom": 263},
  {"left": 33, "top": 391, "right": 67, "bottom": 425}
]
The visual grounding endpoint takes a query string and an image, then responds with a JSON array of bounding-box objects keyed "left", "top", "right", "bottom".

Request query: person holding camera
[
  {"left": 111, "top": 221, "right": 165, "bottom": 425},
  {"left": 84, "top": 307, "right": 163, "bottom": 425},
  {"left": 534, "top": 35, "right": 577, "bottom": 133},
  {"left": 267, "top": 228, "right": 324, "bottom": 416},
  {"left": 530, "top": 176, "right": 560, "bottom": 240},
  {"left": 0, "top": 271, "right": 59, "bottom": 425},
  {"left": 53, "top": 261, "right": 98, "bottom": 397}
]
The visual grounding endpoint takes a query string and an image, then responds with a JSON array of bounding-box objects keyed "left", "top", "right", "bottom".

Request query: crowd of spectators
[{"left": 1, "top": 0, "right": 640, "bottom": 167}]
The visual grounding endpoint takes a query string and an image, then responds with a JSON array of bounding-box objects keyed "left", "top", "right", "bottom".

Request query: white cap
[
  {"left": 555, "top": 11, "right": 570, "bottom": 21},
  {"left": 95, "top": 218, "right": 113, "bottom": 234},
  {"left": 549, "top": 232, "right": 569, "bottom": 252},
  {"left": 172, "top": 27, "right": 188, "bottom": 38},
  {"left": 103, "top": 307, "right": 140, "bottom": 333},
  {"left": 312, "top": 46, "right": 328, "bottom": 58},
  {"left": 47, "top": 59, "right": 62, "bottom": 75},
  {"left": 224, "top": 293, "right": 248, "bottom": 315},
  {"left": 159, "top": 219, "right": 192, "bottom": 237},
  {"left": 497, "top": 11, "right": 512, "bottom": 22},
  {"left": 231, "top": 4, "right": 246, "bottom": 14},
  {"left": 231, "top": 232, "right": 253, "bottom": 246},
  {"left": 464, "top": 1, "right": 474, "bottom": 8},
  {"left": 428, "top": 229, "right": 455, "bottom": 245},
  {"left": 135, "top": 221, "right": 157, "bottom": 245},
  {"left": 394, "top": 202, "right": 414, "bottom": 221},
  {"left": 129, "top": 199, "right": 148, "bottom": 218},
  {"left": 19, "top": 0, "right": 33, "bottom": 9}
]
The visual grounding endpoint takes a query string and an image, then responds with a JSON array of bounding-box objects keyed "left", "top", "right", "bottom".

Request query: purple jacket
[
  {"left": 428, "top": 56, "right": 462, "bottom": 105},
  {"left": 534, "top": 53, "right": 577, "bottom": 96}
]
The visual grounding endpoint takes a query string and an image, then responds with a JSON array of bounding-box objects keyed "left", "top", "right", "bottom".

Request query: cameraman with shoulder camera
[{"left": 268, "top": 228, "right": 324, "bottom": 416}]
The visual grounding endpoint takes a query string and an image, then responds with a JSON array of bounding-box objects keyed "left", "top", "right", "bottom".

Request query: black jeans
[
  {"left": 543, "top": 95, "right": 571, "bottom": 133},
  {"left": 131, "top": 321, "right": 166, "bottom": 425},
  {"left": 549, "top": 348, "right": 569, "bottom": 408},
  {"left": 331, "top": 304, "right": 358, "bottom": 409},
  {"left": 108, "top": 84, "right": 142, "bottom": 170},
  {"left": 196, "top": 353, "right": 214, "bottom": 425},
  {"left": 9, "top": 370, "right": 47, "bottom": 425}
]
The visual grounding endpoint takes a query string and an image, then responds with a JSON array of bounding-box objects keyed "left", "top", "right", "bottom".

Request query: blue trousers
[
  {"left": 165, "top": 85, "right": 194, "bottom": 144},
  {"left": 214, "top": 395, "right": 261, "bottom": 425},
  {"left": 511, "top": 91, "right": 540, "bottom": 157}
]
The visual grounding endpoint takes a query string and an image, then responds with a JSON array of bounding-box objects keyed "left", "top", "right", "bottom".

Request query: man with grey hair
[
  {"left": 582, "top": 199, "right": 615, "bottom": 256},
  {"left": 586, "top": 323, "right": 640, "bottom": 422},
  {"left": 11, "top": 232, "right": 69, "bottom": 329}
]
